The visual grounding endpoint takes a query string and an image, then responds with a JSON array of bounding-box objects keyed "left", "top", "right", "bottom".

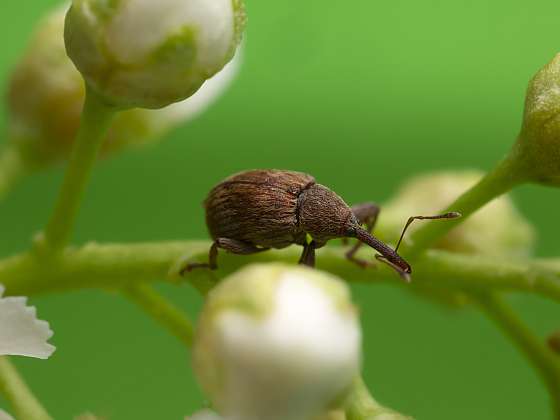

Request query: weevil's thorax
[{"left": 297, "top": 183, "right": 354, "bottom": 244}]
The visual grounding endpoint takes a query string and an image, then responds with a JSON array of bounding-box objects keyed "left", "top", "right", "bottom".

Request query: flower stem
[
  {"left": 0, "top": 357, "right": 52, "bottom": 420},
  {"left": 0, "top": 242, "right": 559, "bottom": 304},
  {"left": 124, "top": 283, "right": 195, "bottom": 348},
  {"left": 344, "top": 377, "right": 412, "bottom": 420},
  {"left": 0, "top": 145, "right": 27, "bottom": 202},
  {"left": 472, "top": 292, "right": 560, "bottom": 418},
  {"left": 42, "top": 86, "right": 116, "bottom": 251},
  {"left": 404, "top": 154, "right": 526, "bottom": 259}
]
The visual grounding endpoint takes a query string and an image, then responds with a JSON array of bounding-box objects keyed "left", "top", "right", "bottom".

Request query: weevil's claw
[
  {"left": 346, "top": 253, "right": 378, "bottom": 269},
  {"left": 354, "top": 258, "right": 375, "bottom": 269},
  {"left": 179, "top": 262, "right": 213, "bottom": 275},
  {"left": 179, "top": 264, "right": 192, "bottom": 276}
]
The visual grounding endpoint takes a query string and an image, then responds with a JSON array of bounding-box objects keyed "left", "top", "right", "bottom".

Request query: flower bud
[
  {"left": 378, "top": 171, "right": 535, "bottom": 257},
  {"left": 7, "top": 5, "right": 241, "bottom": 167},
  {"left": 64, "top": 0, "right": 246, "bottom": 108},
  {"left": 193, "top": 264, "right": 362, "bottom": 420},
  {"left": 518, "top": 53, "right": 560, "bottom": 185}
]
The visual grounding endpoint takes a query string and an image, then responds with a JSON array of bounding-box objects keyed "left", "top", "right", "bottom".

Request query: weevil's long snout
[{"left": 355, "top": 226, "right": 412, "bottom": 277}]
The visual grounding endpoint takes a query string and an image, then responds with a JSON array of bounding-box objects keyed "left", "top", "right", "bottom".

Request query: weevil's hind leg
[
  {"left": 299, "top": 240, "right": 317, "bottom": 268},
  {"left": 180, "top": 242, "right": 219, "bottom": 273},
  {"left": 181, "top": 238, "right": 270, "bottom": 274},
  {"left": 346, "top": 202, "right": 380, "bottom": 268}
]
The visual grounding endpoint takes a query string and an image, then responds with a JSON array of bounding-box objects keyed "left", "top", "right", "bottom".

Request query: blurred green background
[{"left": 1, "top": 0, "right": 560, "bottom": 418}]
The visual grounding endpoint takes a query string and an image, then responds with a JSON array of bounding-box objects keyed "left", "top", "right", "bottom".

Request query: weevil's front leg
[
  {"left": 298, "top": 240, "right": 317, "bottom": 268},
  {"left": 346, "top": 202, "right": 380, "bottom": 268},
  {"left": 181, "top": 238, "right": 270, "bottom": 273}
]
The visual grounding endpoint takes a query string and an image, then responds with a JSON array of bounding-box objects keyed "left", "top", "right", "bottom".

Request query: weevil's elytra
[
  {"left": 205, "top": 170, "right": 316, "bottom": 249},
  {"left": 184, "top": 169, "right": 461, "bottom": 280}
]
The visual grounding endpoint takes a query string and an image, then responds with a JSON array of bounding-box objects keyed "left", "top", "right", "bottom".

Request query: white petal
[
  {"left": 0, "top": 285, "right": 55, "bottom": 359},
  {"left": 0, "top": 409, "right": 15, "bottom": 420}
]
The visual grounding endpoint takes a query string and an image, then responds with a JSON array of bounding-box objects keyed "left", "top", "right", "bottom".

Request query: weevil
[{"left": 183, "top": 169, "right": 460, "bottom": 280}]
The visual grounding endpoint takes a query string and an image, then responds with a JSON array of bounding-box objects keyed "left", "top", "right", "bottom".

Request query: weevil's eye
[{"left": 346, "top": 226, "right": 357, "bottom": 237}]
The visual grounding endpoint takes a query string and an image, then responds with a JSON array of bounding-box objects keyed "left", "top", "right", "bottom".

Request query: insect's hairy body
[
  {"left": 187, "top": 169, "right": 458, "bottom": 277},
  {"left": 204, "top": 169, "right": 352, "bottom": 248}
]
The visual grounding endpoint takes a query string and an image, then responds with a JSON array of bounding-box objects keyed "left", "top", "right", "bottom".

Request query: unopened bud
[
  {"left": 193, "top": 264, "right": 361, "bottom": 420},
  {"left": 379, "top": 171, "right": 535, "bottom": 257},
  {"left": 64, "top": 0, "right": 246, "bottom": 108},
  {"left": 7, "top": 5, "right": 241, "bottom": 167}
]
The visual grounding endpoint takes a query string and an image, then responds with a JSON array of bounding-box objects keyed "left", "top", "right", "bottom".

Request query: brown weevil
[{"left": 183, "top": 169, "right": 460, "bottom": 280}]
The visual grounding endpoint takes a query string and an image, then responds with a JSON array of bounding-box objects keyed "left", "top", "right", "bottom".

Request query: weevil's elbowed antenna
[{"left": 358, "top": 212, "right": 462, "bottom": 282}]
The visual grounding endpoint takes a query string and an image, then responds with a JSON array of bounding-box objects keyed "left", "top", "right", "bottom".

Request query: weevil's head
[
  {"left": 298, "top": 183, "right": 412, "bottom": 279},
  {"left": 298, "top": 183, "right": 359, "bottom": 244}
]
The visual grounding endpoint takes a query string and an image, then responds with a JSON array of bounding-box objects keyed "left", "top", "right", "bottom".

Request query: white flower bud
[
  {"left": 193, "top": 264, "right": 362, "bottom": 420},
  {"left": 7, "top": 5, "right": 241, "bottom": 167},
  {"left": 379, "top": 171, "right": 535, "bottom": 257},
  {"left": 0, "top": 285, "right": 55, "bottom": 359},
  {"left": 64, "top": 0, "right": 246, "bottom": 108}
]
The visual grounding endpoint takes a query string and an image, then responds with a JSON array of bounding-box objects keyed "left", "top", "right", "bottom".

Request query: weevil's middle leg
[
  {"left": 346, "top": 202, "right": 380, "bottom": 268},
  {"left": 181, "top": 238, "right": 270, "bottom": 274}
]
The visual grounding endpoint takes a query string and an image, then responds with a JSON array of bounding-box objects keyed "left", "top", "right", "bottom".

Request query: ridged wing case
[{"left": 204, "top": 170, "right": 315, "bottom": 248}]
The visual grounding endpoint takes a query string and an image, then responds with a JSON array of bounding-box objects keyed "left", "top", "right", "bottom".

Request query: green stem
[
  {"left": 0, "top": 145, "right": 27, "bottom": 202},
  {"left": 344, "top": 377, "right": 411, "bottom": 420},
  {"left": 0, "top": 357, "right": 52, "bottom": 420},
  {"left": 405, "top": 154, "right": 526, "bottom": 259},
  {"left": 42, "top": 86, "right": 116, "bottom": 251},
  {"left": 124, "top": 283, "right": 195, "bottom": 348},
  {"left": 1, "top": 242, "right": 559, "bottom": 304},
  {"left": 473, "top": 292, "right": 560, "bottom": 418}
]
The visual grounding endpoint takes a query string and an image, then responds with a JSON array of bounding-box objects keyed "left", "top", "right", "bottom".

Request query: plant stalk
[
  {"left": 0, "top": 242, "right": 559, "bottom": 304},
  {"left": 473, "top": 292, "right": 560, "bottom": 418},
  {"left": 344, "top": 377, "right": 411, "bottom": 420},
  {"left": 0, "top": 357, "right": 52, "bottom": 420},
  {"left": 42, "top": 86, "right": 116, "bottom": 251},
  {"left": 124, "top": 283, "right": 195, "bottom": 348}
]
